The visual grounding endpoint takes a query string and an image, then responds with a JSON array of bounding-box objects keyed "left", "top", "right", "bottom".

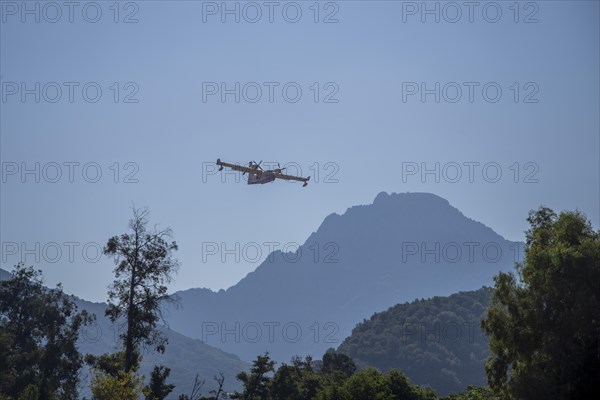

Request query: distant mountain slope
[
  {"left": 0, "top": 268, "right": 14, "bottom": 281},
  {"left": 337, "top": 287, "right": 492, "bottom": 396},
  {"left": 75, "top": 298, "right": 248, "bottom": 398},
  {"left": 0, "top": 268, "right": 248, "bottom": 399},
  {"left": 166, "top": 192, "right": 522, "bottom": 362}
]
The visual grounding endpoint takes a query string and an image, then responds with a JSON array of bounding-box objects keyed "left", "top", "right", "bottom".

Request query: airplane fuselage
[{"left": 248, "top": 172, "right": 276, "bottom": 185}]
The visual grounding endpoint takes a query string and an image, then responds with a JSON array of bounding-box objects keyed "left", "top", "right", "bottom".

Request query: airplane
[{"left": 216, "top": 159, "right": 310, "bottom": 187}]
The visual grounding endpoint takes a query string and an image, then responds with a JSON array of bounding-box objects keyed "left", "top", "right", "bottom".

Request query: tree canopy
[
  {"left": 481, "top": 207, "right": 600, "bottom": 399},
  {"left": 0, "top": 264, "right": 92, "bottom": 400}
]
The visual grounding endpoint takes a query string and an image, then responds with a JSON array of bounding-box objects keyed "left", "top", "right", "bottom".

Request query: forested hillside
[{"left": 338, "top": 288, "right": 492, "bottom": 395}]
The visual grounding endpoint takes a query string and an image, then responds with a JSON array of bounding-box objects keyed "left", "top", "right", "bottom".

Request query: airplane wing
[
  {"left": 274, "top": 172, "right": 310, "bottom": 183},
  {"left": 216, "top": 159, "right": 263, "bottom": 175}
]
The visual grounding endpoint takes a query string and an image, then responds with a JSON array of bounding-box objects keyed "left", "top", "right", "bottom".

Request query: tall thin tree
[{"left": 104, "top": 207, "right": 179, "bottom": 372}]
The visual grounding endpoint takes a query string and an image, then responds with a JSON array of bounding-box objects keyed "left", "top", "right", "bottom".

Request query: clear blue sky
[{"left": 1, "top": 0, "right": 598, "bottom": 302}]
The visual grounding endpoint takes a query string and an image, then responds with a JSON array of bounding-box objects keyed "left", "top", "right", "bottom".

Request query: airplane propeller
[
  {"left": 244, "top": 160, "right": 263, "bottom": 176},
  {"left": 276, "top": 163, "right": 286, "bottom": 172}
]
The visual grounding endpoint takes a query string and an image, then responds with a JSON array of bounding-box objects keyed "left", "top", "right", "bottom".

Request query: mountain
[
  {"left": 0, "top": 268, "right": 14, "bottom": 281},
  {"left": 0, "top": 268, "right": 248, "bottom": 399},
  {"left": 337, "top": 287, "right": 492, "bottom": 396},
  {"left": 165, "top": 192, "right": 522, "bottom": 363}
]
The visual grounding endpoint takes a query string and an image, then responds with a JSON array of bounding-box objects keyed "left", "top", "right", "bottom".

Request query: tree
[
  {"left": 232, "top": 352, "right": 276, "bottom": 400},
  {"left": 387, "top": 370, "right": 436, "bottom": 400},
  {"left": 0, "top": 264, "right": 92, "bottom": 400},
  {"left": 146, "top": 365, "right": 175, "bottom": 400},
  {"left": 270, "top": 356, "right": 322, "bottom": 400},
  {"left": 314, "top": 385, "right": 350, "bottom": 400},
  {"left": 341, "top": 368, "right": 389, "bottom": 400},
  {"left": 481, "top": 207, "right": 600, "bottom": 399},
  {"left": 84, "top": 351, "right": 128, "bottom": 378},
  {"left": 270, "top": 364, "right": 300, "bottom": 400},
  {"left": 104, "top": 207, "right": 179, "bottom": 372},
  {"left": 293, "top": 356, "right": 322, "bottom": 399},
  {"left": 90, "top": 370, "right": 147, "bottom": 400},
  {"left": 320, "top": 350, "right": 356, "bottom": 378},
  {"left": 440, "top": 385, "right": 500, "bottom": 400}
]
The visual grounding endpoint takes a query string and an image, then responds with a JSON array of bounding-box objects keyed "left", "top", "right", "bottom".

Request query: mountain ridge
[
  {"left": 0, "top": 268, "right": 248, "bottom": 398},
  {"left": 166, "top": 192, "right": 522, "bottom": 362},
  {"left": 185, "top": 192, "right": 516, "bottom": 296}
]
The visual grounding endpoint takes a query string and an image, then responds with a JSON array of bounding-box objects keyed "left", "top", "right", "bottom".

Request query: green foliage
[
  {"left": 232, "top": 352, "right": 276, "bottom": 400},
  {"left": 103, "top": 207, "right": 180, "bottom": 372},
  {"left": 481, "top": 207, "right": 600, "bottom": 399},
  {"left": 84, "top": 351, "right": 129, "bottom": 377},
  {"left": 314, "top": 366, "right": 438, "bottom": 400},
  {"left": 15, "top": 385, "right": 40, "bottom": 400},
  {"left": 90, "top": 370, "right": 147, "bottom": 400},
  {"left": 313, "top": 385, "right": 350, "bottom": 400},
  {"left": 337, "top": 288, "right": 492, "bottom": 395},
  {"left": 0, "top": 264, "right": 93, "bottom": 400},
  {"left": 146, "top": 365, "right": 175, "bottom": 400},
  {"left": 234, "top": 353, "right": 437, "bottom": 400},
  {"left": 270, "top": 364, "right": 302, "bottom": 400},
  {"left": 439, "top": 385, "right": 500, "bottom": 400},
  {"left": 321, "top": 350, "right": 356, "bottom": 377},
  {"left": 271, "top": 356, "right": 320, "bottom": 400},
  {"left": 387, "top": 370, "right": 436, "bottom": 400},
  {"left": 342, "top": 368, "right": 389, "bottom": 400}
]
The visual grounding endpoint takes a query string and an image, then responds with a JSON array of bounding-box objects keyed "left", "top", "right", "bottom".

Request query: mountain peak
[
  {"left": 310, "top": 192, "right": 464, "bottom": 242},
  {"left": 169, "top": 192, "right": 521, "bottom": 363},
  {"left": 373, "top": 191, "right": 450, "bottom": 207}
]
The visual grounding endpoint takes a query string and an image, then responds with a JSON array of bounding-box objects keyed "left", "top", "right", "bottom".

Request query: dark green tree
[
  {"left": 232, "top": 352, "right": 276, "bottom": 400},
  {"left": 481, "top": 207, "right": 600, "bottom": 399},
  {"left": 103, "top": 207, "right": 179, "bottom": 372},
  {"left": 146, "top": 365, "right": 175, "bottom": 400},
  {"left": 84, "top": 351, "right": 128, "bottom": 377},
  {"left": 341, "top": 368, "right": 389, "bottom": 400},
  {"left": 440, "top": 385, "right": 500, "bottom": 400},
  {"left": 387, "top": 370, "right": 436, "bottom": 400},
  {"left": 0, "top": 264, "right": 92, "bottom": 400},
  {"left": 270, "top": 364, "right": 300, "bottom": 400},
  {"left": 314, "top": 385, "right": 350, "bottom": 400},
  {"left": 292, "top": 355, "right": 322, "bottom": 399},
  {"left": 270, "top": 356, "right": 322, "bottom": 400},
  {"left": 320, "top": 350, "right": 356, "bottom": 378}
]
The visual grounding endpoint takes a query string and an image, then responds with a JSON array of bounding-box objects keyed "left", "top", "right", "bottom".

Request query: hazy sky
[{"left": 1, "top": 0, "right": 598, "bottom": 302}]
